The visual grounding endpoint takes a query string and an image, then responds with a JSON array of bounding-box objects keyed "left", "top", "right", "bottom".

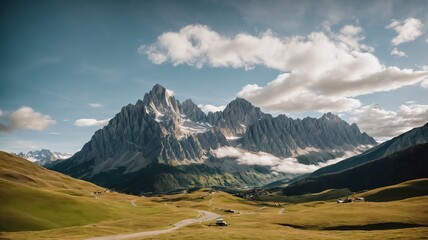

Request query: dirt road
[{"left": 86, "top": 210, "right": 220, "bottom": 240}]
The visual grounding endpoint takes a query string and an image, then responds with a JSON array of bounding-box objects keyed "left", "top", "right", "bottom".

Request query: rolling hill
[{"left": 0, "top": 151, "right": 187, "bottom": 233}]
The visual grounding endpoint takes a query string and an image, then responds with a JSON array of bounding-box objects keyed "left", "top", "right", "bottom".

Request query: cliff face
[
  {"left": 240, "top": 113, "right": 376, "bottom": 160},
  {"left": 50, "top": 84, "right": 377, "bottom": 194}
]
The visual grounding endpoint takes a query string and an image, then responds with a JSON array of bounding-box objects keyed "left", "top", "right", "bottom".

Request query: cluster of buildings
[
  {"left": 235, "top": 188, "right": 270, "bottom": 200},
  {"left": 337, "top": 197, "right": 365, "bottom": 203}
]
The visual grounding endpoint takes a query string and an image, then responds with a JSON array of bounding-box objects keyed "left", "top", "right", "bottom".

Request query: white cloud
[
  {"left": 391, "top": 48, "right": 407, "bottom": 57},
  {"left": 142, "top": 24, "right": 428, "bottom": 113},
  {"left": 166, "top": 88, "right": 174, "bottom": 96},
  {"left": 350, "top": 102, "right": 428, "bottom": 140},
  {"left": 212, "top": 147, "right": 362, "bottom": 174},
  {"left": 74, "top": 118, "right": 110, "bottom": 127},
  {"left": 0, "top": 107, "right": 56, "bottom": 132},
  {"left": 386, "top": 18, "right": 423, "bottom": 46},
  {"left": 198, "top": 104, "right": 226, "bottom": 113},
  {"left": 89, "top": 103, "right": 104, "bottom": 108}
]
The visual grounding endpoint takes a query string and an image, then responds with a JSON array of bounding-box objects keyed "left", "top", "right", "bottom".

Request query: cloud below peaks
[{"left": 212, "top": 147, "right": 364, "bottom": 174}]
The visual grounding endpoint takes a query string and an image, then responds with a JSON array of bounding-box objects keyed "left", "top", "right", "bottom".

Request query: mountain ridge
[{"left": 16, "top": 149, "right": 71, "bottom": 166}]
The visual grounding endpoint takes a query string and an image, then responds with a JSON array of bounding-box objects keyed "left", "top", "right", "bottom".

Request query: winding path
[
  {"left": 130, "top": 199, "right": 139, "bottom": 207},
  {"left": 86, "top": 210, "right": 220, "bottom": 240}
]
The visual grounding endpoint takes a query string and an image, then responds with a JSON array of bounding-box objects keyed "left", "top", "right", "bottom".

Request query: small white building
[{"left": 216, "top": 218, "right": 228, "bottom": 226}]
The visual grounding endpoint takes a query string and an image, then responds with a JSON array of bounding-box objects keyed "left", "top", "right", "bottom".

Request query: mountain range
[
  {"left": 16, "top": 149, "right": 71, "bottom": 166},
  {"left": 50, "top": 84, "right": 376, "bottom": 194}
]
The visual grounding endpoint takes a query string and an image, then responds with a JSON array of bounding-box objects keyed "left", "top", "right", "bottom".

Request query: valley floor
[{"left": 1, "top": 185, "right": 428, "bottom": 240}]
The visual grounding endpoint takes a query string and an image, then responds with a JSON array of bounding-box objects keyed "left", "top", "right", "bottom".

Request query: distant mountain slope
[
  {"left": 16, "top": 149, "right": 71, "bottom": 166},
  {"left": 309, "top": 122, "right": 428, "bottom": 177},
  {"left": 283, "top": 143, "right": 428, "bottom": 196},
  {"left": 0, "top": 151, "right": 111, "bottom": 231},
  {"left": 50, "top": 84, "right": 376, "bottom": 194}
]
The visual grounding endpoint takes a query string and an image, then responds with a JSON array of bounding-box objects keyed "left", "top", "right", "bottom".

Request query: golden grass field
[{"left": 1, "top": 151, "right": 427, "bottom": 240}]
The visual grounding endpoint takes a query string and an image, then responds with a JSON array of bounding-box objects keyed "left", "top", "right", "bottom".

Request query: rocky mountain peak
[
  {"left": 182, "top": 99, "right": 207, "bottom": 122},
  {"left": 215, "top": 97, "right": 266, "bottom": 137},
  {"left": 141, "top": 84, "right": 181, "bottom": 121},
  {"left": 321, "top": 112, "right": 342, "bottom": 122},
  {"left": 225, "top": 97, "right": 255, "bottom": 110}
]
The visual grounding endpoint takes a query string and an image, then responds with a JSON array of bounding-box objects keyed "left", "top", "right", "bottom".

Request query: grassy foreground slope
[
  {"left": 0, "top": 151, "right": 194, "bottom": 237},
  {"left": 1, "top": 151, "right": 428, "bottom": 240},
  {"left": 0, "top": 151, "right": 113, "bottom": 231},
  {"left": 149, "top": 183, "right": 428, "bottom": 240}
]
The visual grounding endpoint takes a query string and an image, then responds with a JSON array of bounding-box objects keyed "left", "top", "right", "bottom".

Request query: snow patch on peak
[
  {"left": 148, "top": 102, "right": 166, "bottom": 122},
  {"left": 226, "top": 136, "right": 242, "bottom": 141},
  {"left": 179, "top": 119, "right": 212, "bottom": 134}
]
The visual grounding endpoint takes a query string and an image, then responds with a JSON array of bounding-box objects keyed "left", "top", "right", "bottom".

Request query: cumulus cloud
[
  {"left": 198, "top": 104, "right": 226, "bottom": 113},
  {"left": 386, "top": 18, "right": 423, "bottom": 46},
  {"left": 89, "top": 103, "right": 104, "bottom": 108},
  {"left": 391, "top": 48, "right": 407, "bottom": 57},
  {"left": 74, "top": 118, "right": 110, "bottom": 127},
  {"left": 212, "top": 147, "right": 362, "bottom": 174},
  {"left": 142, "top": 24, "right": 428, "bottom": 113},
  {"left": 0, "top": 107, "right": 56, "bottom": 132},
  {"left": 350, "top": 102, "right": 428, "bottom": 140}
]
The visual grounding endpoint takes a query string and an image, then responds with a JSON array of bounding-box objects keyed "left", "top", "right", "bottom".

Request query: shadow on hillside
[{"left": 278, "top": 222, "right": 427, "bottom": 231}]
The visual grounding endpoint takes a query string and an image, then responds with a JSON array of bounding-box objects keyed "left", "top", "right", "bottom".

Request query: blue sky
[{"left": 1, "top": 0, "right": 427, "bottom": 153}]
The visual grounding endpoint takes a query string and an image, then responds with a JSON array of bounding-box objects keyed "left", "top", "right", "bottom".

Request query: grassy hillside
[
  {"left": 0, "top": 151, "right": 108, "bottom": 231},
  {"left": 360, "top": 178, "right": 428, "bottom": 202},
  {"left": 1, "top": 151, "right": 427, "bottom": 239},
  {"left": 0, "top": 151, "right": 194, "bottom": 234}
]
